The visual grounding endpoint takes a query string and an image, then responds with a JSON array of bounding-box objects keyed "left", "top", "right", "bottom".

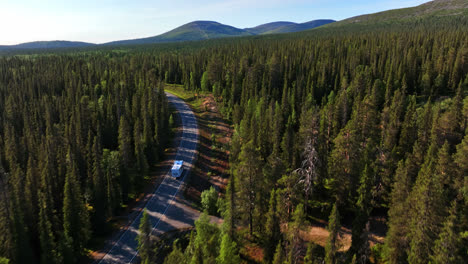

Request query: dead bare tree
[{"left": 294, "top": 138, "right": 319, "bottom": 213}]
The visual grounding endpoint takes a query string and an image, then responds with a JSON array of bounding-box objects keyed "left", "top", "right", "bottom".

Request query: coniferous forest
[{"left": 0, "top": 13, "right": 467, "bottom": 264}]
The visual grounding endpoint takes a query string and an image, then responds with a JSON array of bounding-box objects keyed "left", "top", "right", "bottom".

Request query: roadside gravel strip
[{"left": 98, "top": 91, "right": 199, "bottom": 264}]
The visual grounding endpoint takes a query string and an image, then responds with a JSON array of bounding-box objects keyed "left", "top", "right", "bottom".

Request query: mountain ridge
[
  {"left": 245, "top": 19, "right": 335, "bottom": 35},
  {"left": 327, "top": 0, "right": 468, "bottom": 27},
  {"left": 105, "top": 19, "right": 334, "bottom": 46},
  {"left": 0, "top": 40, "right": 95, "bottom": 50},
  {"left": 0, "top": 19, "right": 335, "bottom": 50},
  {"left": 1, "top": 0, "right": 467, "bottom": 51}
]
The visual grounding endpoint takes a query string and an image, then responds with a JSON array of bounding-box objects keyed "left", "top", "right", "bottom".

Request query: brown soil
[{"left": 302, "top": 217, "right": 385, "bottom": 251}]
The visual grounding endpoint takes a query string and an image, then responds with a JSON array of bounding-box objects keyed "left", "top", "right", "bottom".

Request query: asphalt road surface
[{"left": 98, "top": 91, "right": 199, "bottom": 264}]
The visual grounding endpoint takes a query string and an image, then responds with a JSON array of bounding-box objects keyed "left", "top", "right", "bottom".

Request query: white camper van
[{"left": 171, "top": 160, "right": 184, "bottom": 178}]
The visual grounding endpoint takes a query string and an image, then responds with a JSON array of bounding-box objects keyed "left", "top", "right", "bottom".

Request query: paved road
[{"left": 98, "top": 91, "right": 199, "bottom": 264}]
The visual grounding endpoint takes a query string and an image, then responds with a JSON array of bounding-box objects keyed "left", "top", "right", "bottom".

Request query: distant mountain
[
  {"left": 244, "top": 22, "right": 297, "bottom": 34},
  {"left": 106, "top": 19, "right": 335, "bottom": 46},
  {"left": 0, "top": 19, "right": 336, "bottom": 50},
  {"left": 329, "top": 0, "right": 468, "bottom": 27},
  {"left": 106, "top": 21, "right": 253, "bottom": 46},
  {"left": 0, "top": 40, "right": 95, "bottom": 50},
  {"left": 246, "top": 19, "right": 335, "bottom": 34}
]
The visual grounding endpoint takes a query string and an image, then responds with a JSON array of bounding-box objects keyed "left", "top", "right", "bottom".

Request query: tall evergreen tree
[
  {"left": 137, "top": 209, "right": 152, "bottom": 264},
  {"left": 430, "top": 202, "right": 464, "bottom": 264},
  {"left": 62, "top": 159, "right": 91, "bottom": 261},
  {"left": 263, "top": 189, "right": 281, "bottom": 263},
  {"left": 216, "top": 233, "right": 240, "bottom": 264},
  {"left": 325, "top": 203, "right": 341, "bottom": 264},
  {"left": 407, "top": 143, "right": 445, "bottom": 264},
  {"left": 384, "top": 160, "right": 412, "bottom": 264}
]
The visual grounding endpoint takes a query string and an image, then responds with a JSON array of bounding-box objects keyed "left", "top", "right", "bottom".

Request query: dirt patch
[
  {"left": 301, "top": 218, "right": 384, "bottom": 254},
  {"left": 184, "top": 94, "right": 232, "bottom": 204}
]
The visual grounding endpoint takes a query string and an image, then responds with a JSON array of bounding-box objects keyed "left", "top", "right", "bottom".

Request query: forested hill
[
  {"left": 0, "top": 19, "right": 335, "bottom": 51},
  {"left": 328, "top": 0, "right": 468, "bottom": 27},
  {"left": 0, "top": 41, "right": 95, "bottom": 50},
  {"left": 244, "top": 19, "right": 336, "bottom": 35},
  {"left": 105, "top": 21, "right": 254, "bottom": 46},
  {"left": 103, "top": 19, "right": 335, "bottom": 46}
]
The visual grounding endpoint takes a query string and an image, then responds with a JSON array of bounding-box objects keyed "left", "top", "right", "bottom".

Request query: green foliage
[
  {"left": 201, "top": 186, "right": 218, "bottom": 215},
  {"left": 272, "top": 242, "right": 285, "bottom": 264},
  {"left": 216, "top": 233, "right": 240, "bottom": 264},
  {"left": 201, "top": 72, "right": 210, "bottom": 92},
  {"left": 138, "top": 209, "right": 152, "bottom": 264},
  {"left": 169, "top": 114, "right": 175, "bottom": 129},
  {"left": 263, "top": 189, "right": 281, "bottom": 263},
  {"left": 164, "top": 241, "right": 186, "bottom": 264},
  {"left": 304, "top": 242, "right": 323, "bottom": 264},
  {"left": 325, "top": 203, "right": 341, "bottom": 264},
  {"left": 185, "top": 212, "right": 220, "bottom": 263},
  {"left": 62, "top": 160, "right": 90, "bottom": 261}
]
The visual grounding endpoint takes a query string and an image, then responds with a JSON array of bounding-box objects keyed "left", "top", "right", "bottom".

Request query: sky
[{"left": 0, "top": 0, "right": 429, "bottom": 45}]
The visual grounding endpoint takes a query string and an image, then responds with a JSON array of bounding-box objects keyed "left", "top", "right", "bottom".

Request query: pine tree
[
  {"left": 62, "top": 159, "right": 91, "bottom": 261},
  {"left": 325, "top": 203, "right": 341, "bottom": 264},
  {"left": 272, "top": 242, "right": 285, "bottom": 264},
  {"left": 38, "top": 191, "right": 60, "bottom": 264},
  {"left": 201, "top": 71, "right": 210, "bottom": 91},
  {"left": 24, "top": 157, "right": 39, "bottom": 238},
  {"left": 430, "top": 202, "right": 464, "bottom": 264},
  {"left": 328, "top": 126, "right": 360, "bottom": 205},
  {"left": 91, "top": 136, "right": 107, "bottom": 232},
  {"left": 118, "top": 115, "right": 132, "bottom": 169},
  {"left": 235, "top": 140, "right": 262, "bottom": 236},
  {"left": 349, "top": 165, "right": 373, "bottom": 260},
  {"left": 222, "top": 174, "right": 236, "bottom": 238},
  {"left": 384, "top": 160, "right": 412, "bottom": 264},
  {"left": 189, "top": 212, "right": 220, "bottom": 263},
  {"left": 137, "top": 209, "right": 152, "bottom": 264},
  {"left": 304, "top": 242, "right": 319, "bottom": 264},
  {"left": 453, "top": 131, "right": 468, "bottom": 204},
  {"left": 263, "top": 189, "right": 281, "bottom": 263},
  {"left": 164, "top": 241, "right": 186, "bottom": 264},
  {"left": 10, "top": 178, "right": 34, "bottom": 264},
  {"left": 286, "top": 203, "right": 306, "bottom": 264},
  {"left": 216, "top": 233, "right": 240, "bottom": 264},
  {"left": 407, "top": 142, "right": 445, "bottom": 264}
]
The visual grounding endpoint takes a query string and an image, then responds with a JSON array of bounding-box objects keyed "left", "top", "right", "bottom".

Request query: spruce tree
[
  {"left": 287, "top": 204, "right": 306, "bottom": 264},
  {"left": 264, "top": 189, "right": 281, "bottom": 263},
  {"left": 349, "top": 165, "right": 373, "bottom": 260},
  {"left": 325, "top": 203, "right": 341, "bottom": 264},
  {"left": 164, "top": 241, "right": 186, "bottom": 264},
  {"left": 137, "top": 209, "right": 152, "bottom": 264},
  {"left": 38, "top": 191, "right": 60, "bottom": 264},
  {"left": 407, "top": 142, "right": 445, "bottom": 264},
  {"left": 272, "top": 242, "right": 285, "bottom": 264},
  {"left": 62, "top": 159, "right": 91, "bottom": 260},
  {"left": 118, "top": 115, "right": 132, "bottom": 169},
  {"left": 304, "top": 242, "right": 320, "bottom": 264},
  {"left": 430, "top": 202, "right": 464, "bottom": 264},
  {"left": 216, "top": 233, "right": 240, "bottom": 264},
  {"left": 384, "top": 160, "right": 412, "bottom": 264}
]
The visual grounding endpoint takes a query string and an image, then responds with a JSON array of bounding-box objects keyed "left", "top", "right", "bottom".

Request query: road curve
[{"left": 98, "top": 91, "right": 199, "bottom": 264}]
